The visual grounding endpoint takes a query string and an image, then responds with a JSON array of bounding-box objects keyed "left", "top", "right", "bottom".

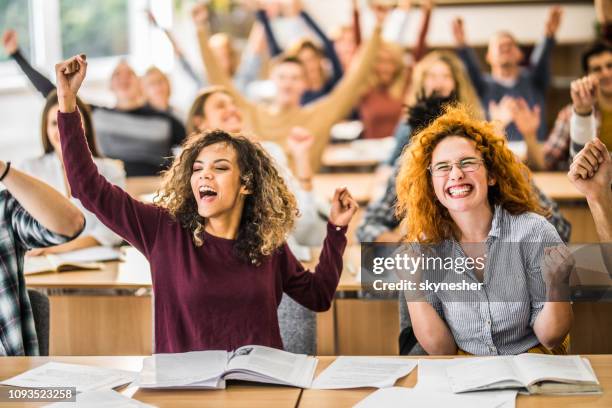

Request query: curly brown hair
[
  {"left": 396, "top": 104, "right": 546, "bottom": 244},
  {"left": 154, "top": 129, "right": 298, "bottom": 265}
]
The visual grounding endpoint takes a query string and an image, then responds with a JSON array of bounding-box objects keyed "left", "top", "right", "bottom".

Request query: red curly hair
[{"left": 396, "top": 104, "right": 546, "bottom": 244}]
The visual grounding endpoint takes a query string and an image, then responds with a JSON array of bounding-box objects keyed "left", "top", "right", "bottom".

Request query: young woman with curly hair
[
  {"left": 53, "top": 55, "right": 359, "bottom": 353},
  {"left": 396, "top": 105, "right": 572, "bottom": 356}
]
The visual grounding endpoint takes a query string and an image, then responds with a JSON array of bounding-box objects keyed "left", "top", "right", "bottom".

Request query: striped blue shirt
[{"left": 418, "top": 204, "right": 564, "bottom": 355}]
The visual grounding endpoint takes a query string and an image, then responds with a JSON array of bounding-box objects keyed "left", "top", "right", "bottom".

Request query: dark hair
[
  {"left": 185, "top": 86, "right": 230, "bottom": 135},
  {"left": 41, "top": 90, "right": 101, "bottom": 157},
  {"left": 407, "top": 92, "right": 459, "bottom": 133},
  {"left": 581, "top": 41, "right": 612, "bottom": 73},
  {"left": 155, "top": 129, "right": 298, "bottom": 265},
  {"left": 272, "top": 55, "right": 306, "bottom": 72}
]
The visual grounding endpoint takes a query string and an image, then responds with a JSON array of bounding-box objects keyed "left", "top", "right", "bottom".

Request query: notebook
[
  {"left": 136, "top": 346, "right": 317, "bottom": 389},
  {"left": 446, "top": 354, "right": 602, "bottom": 395}
]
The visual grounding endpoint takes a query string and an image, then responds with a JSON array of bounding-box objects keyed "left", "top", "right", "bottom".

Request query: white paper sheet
[
  {"left": 311, "top": 357, "right": 417, "bottom": 389},
  {"left": 355, "top": 387, "right": 515, "bottom": 408},
  {"left": 1, "top": 363, "right": 136, "bottom": 393},
  {"left": 45, "top": 390, "right": 154, "bottom": 407}
]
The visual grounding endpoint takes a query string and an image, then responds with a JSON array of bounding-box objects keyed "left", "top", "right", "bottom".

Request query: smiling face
[
  {"left": 199, "top": 92, "right": 243, "bottom": 133},
  {"left": 189, "top": 142, "right": 249, "bottom": 220},
  {"left": 423, "top": 60, "right": 456, "bottom": 98},
  {"left": 587, "top": 51, "right": 612, "bottom": 96},
  {"left": 430, "top": 136, "right": 495, "bottom": 216}
]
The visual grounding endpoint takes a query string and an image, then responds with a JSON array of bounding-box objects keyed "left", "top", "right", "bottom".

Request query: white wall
[{"left": 0, "top": 1, "right": 596, "bottom": 162}]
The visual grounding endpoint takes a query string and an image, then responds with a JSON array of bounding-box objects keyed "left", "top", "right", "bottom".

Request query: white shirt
[{"left": 17, "top": 153, "right": 126, "bottom": 247}]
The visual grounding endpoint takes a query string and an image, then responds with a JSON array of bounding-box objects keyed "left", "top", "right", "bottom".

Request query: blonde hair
[{"left": 406, "top": 51, "right": 484, "bottom": 120}]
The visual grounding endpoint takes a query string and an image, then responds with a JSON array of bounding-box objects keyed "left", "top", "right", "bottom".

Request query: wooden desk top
[
  {"left": 313, "top": 173, "right": 376, "bottom": 205},
  {"left": 0, "top": 356, "right": 301, "bottom": 408},
  {"left": 321, "top": 138, "right": 394, "bottom": 169},
  {"left": 532, "top": 172, "right": 586, "bottom": 202},
  {"left": 300, "top": 355, "right": 612, "bottom": 408},
  {"left": 26, "top": 246, "right": 362, "bottom": 292}
]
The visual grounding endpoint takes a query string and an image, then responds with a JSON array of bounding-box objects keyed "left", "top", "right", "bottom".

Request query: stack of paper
[{"left": 311, "top": 357, "right": 417, "bottom": 389}]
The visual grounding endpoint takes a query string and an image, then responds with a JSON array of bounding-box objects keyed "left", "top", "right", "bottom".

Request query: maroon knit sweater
[{"left": 58, "top": 110, "right": 347, "bottom": 353}]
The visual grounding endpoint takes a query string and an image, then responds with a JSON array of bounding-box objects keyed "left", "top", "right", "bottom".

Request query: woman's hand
[
  {"left": 329, "top": 187, "right": 359, "bottom": 227},
  {"left": 55, "top": 54, "right": 87, "bottom": 113},
  {"left": 2, "top": 29, "right": 18, "bottom": 55}
]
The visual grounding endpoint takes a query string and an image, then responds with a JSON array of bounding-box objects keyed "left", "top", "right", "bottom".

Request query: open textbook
[
  {"left": 0, "top": 362, "right": 136, "bottom": 393},
  {"left": 446, "top": 354, "right": 602, "bottom": 395},
  {"left": 24, "top": 246, "right": 121, "bottom": 275},
  {"left": 136, "top": 346, "right": 317, "bottom": 389}
]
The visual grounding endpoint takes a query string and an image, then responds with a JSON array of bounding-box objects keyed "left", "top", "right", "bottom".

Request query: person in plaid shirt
[
  {"left": 0, "top": 160, "right": 84, "bottom": 355},
  {"left": 542, "top": 41, "right": 612, "bottom": 170}
]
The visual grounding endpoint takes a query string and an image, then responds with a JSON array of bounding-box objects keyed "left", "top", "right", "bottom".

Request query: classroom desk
[
  {"left": 0, "top": 356, "right": 301, "bottom": 408},
  {"left": 24, "top": 246, "right": 361, "bottom": 356},
  {"left": 299, "top": 355, "right": 612, "bottom": 408},
  {"left": 321, "top": 138, "right": 394, "bottom": 171}
]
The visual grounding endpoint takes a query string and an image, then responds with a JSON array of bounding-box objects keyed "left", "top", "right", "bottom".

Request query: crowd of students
[{"left": 0, "top": 0, "right": 611, "bottom": 358}]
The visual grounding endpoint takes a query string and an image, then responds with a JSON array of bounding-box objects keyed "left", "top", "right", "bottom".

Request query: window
[
  {"left": 59, "top": 0, "right": 129, "bottom": 59},
  {"left": 0, "top": 0, "right": 32, "bottom": 62}
]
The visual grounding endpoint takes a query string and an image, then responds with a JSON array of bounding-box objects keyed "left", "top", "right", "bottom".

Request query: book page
[
  {"left": 23, "top": 256, "right": 55, "bottom": 275},
  {"left": 513, "top": 354, "right": 598, "bottom": 387},
  {"left": 137, "top": 351, "right": 228, "bottom": 388},
  {"left": 311, "top": 357, "right": 417, "bottom": 389},
  {"left": 226, "top": 345, "right": 316, "bottom": 388},
  {"left": 47, "top": 390, "right": 154, "bottom": 407},
  {"left": 1, "top": 362, "right": 136, "bottom": 393},
  {"left": 55, "top": 246, "right": 122, "bottom": 264},
  {"left": 446, "top": 357, "right": 523, "bottom": 393}
]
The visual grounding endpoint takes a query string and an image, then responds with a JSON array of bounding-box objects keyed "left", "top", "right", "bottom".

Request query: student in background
[
  {"left": 386, "top": 50, "right": 484, "bottom": 166},
  {"left": 451, "top": 7, "right": 563, "bottom": 142},
  {"left": 146, "top": 6, "right": 267, "bottom": 96},
  {"left": 54, "top": 54, "right": 358, "bottom": 353},
  {"left": 256, "top": 0, "right": 343, "bottom": 105},
  {"left": 397, "top": 106, "right": 572, "bottom": 355},
  {"left": 0, "top": 161, "right": 84, "bottom": 355},
  {"left": 568, "top": 138, "right": 612, "bottom": 274},
  {"left": 538, "top": 42, "right": 612, "bottom": 170},
  {"left": 186, "top": 86, "right": 326, "bottom": 246},
  {"left": 568, "top": 43, "right": 612, "bottom": 156},
  {"left": 195, "top": 3, "right": 384, "bottom": 169},
  {"left": 2, "top": 29, "right": 186, "bottom": 176},
  {"left": 14, "top": 91, "right": 125, "bottom": 255}
]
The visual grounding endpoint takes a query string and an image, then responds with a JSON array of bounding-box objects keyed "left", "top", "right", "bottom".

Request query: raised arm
[
  {"left": 255, "top": 8, "right": 283, "bottom": 57},
  {"left": 195, "top": 6, "right": 251, "bottom": 110},
  {"left": 55, "top": 55, "right": 166, "bottom": 257},
  {"left": 352, "top": 0, "right": 362, "bottom": 46},
  {"left": 3, "top": 30, "right": 55, "bottom": 98},
  {"left": 282, "top": 188, "right": 357, "bottom": 311},
  {"left": 452, "top": 18, "right": 487, "bottom": 97},
  {"left": 146, "top": 10, "right": 203, "bottom": 87},
  {"left": 413, "top": 0, "right": 433, "bottom": 62},
  {"left": 299, "top": 7, "right": 344, "bottom": 82},
  {"left": 569, "top": 75, "right": 598, "bottom": 157},
  {"left": 531, "top": 7, "right": 562, "bottom": 89},
  {"left": 0, "top": 162, "right": 84, "bottom": 240}
]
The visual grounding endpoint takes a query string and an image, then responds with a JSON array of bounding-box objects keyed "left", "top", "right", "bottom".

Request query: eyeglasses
[{"left": 429, "top": 158, "right": 484, "bottom": 177}]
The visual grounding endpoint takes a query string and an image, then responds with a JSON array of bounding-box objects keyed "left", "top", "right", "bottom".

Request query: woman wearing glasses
[{"left": 395, "top": 105, "right": 573, "bottom": 355}]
